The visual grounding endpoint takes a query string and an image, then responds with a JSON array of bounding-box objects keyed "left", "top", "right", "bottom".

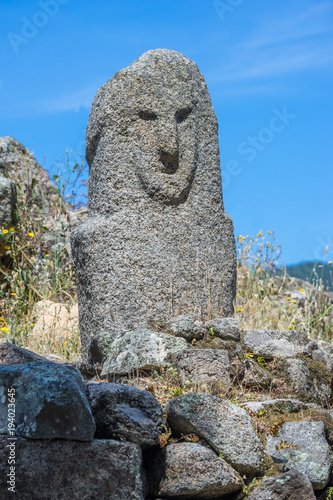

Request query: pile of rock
[{"left": 0, "top": 329, "right": 332, "bottom": 499}]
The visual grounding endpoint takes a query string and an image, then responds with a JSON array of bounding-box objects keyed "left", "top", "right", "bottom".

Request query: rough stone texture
[
  {"left": 31, "top": 299, "right": 79, "bottom": 342},
  {"left": 166, "top": 393, "right": 263, "bottom": 474},
  {"left": 0, "top": 362, "right": 95, "bottom": 440},
  {"left": 243, "top": 362, "right": 271, "bottom": 388},
  {"left": 242, "top": 330, "right": 310, "bottom": 358},
  {"left": 248, "top": 469, "right": 316, "bottom": 500},
  {"left": 265, "top": 421, "right": 332, "bottom": 489},
  {"left": 149, "top": 442, "right": 243, "bottom": 498},
  {"left": 0, "top": 342, "right": 50, "bottom": 365},
  {"left": 283, "top": 357, "right": 331, "bottom": 404},
  {"left": 205, "top": 317, "right": 240, "bottom": 341},
  {"left": 0, "top": 177, "right": 17, "bottom": 226},
  {"left": 86, "top": 382, "right": 163, "bottom": 446},
  {"left": 170, "top": 348, "right": 231, "bottom": 394},
  {"left": 241, "top": 398, "right": 316, "bottom": 415},
  {"left": 167, "top": 314, "right": 204, "bottom": 340},
  {"left": 318, "top": 340, "right": 333, "bottom": 370},
  {"left": 0, "top": 436, "right": 146, "bottom": 500},
  {"left": 101, "top": 328, "right": 187, "bottom": 377},
  {"left": 71, "top": 49, "right": 237, "bottom": 363}
]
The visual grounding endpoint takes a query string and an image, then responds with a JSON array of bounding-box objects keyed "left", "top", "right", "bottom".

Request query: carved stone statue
[{"left": 71, "top": 49, "right": 236, "bottom": 362}]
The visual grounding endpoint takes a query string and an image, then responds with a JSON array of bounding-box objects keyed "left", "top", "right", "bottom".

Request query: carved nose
[{"left": 158, "top": 121, "right": 179, "bottom": 174}]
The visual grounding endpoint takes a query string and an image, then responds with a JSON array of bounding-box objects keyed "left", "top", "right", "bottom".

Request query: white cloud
[{"left": 40, "top": 82, "right": 101, "bottom": 113}]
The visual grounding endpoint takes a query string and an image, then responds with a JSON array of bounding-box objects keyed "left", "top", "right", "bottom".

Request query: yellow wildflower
[
  {"left": 28, "top": 232, "right": 35, "bottom": 237},
  {"left": 287, "top": 297, "right": 291, "bottom": 301},
  {"left": 329, "top": 261, "right": 332, "bottom": 266},
  {"left": 9, "top": 227, "right": 15, "bottom": 231},
  {"left": 300, "top": 288, "right": 304, "bottom": 292},
  {"left": 45, "top": 254, "right": 49, "bottom": 258},
  {"left": 268, "top": 231, "right": 272, "bottom": 235},
  {"left": 5, "top": 246, "right": 10, "bottom": 250},
  {"left": 10, "top": 292, "right": 16, "bottom": 296},
  {"left": 2, "top": 229, "right": 8, "bottom": 234},
  {"left": 293, "top": 300, "right": 297, "bottom": 304},
  {"left": 1, "top": 327, "right": 10, "bottom": 332},
  {"left": 237, "top": 308, "right": 244, "bottom": 312}
]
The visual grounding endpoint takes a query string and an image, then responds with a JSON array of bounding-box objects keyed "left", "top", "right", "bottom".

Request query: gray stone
[
  {"left": 312, "top": 348, "right": 332, "bottom": 370},
  {"left": 167, "top": 314, "right": 204, "bottom": 340},
  {"left": 241, "top": 398, "right": 316, "bottom": 415},
  {"left": 0, "top": 342, "right": 50, "bottom": 365},
  {"left": 71, "top": 49, "right": 237, "bottom": 363},
  {"left": 318, "top": 340, "right": 333, "bottom": 369},
  {"left": 265, "top": 421, "right": 332, "bottom": 489},
  {"left": 242, "top": 330, "right": 310, "bottom": 359},
  {"left": 170, "top": 348, "right": 231, "bottom": 394},
  {"left": 205, "top": 317, "right": 240, "bottom": 341},
  {"left": 86, "top": 382, "right": 163, "bottom": 446},
  {"left": 0, "top": 436, "right": 146, "bottom": 500},
  {"left": 284, "top": 357, "right": 331, "bottom": 404},
  {"left": 243, "top": 362, "right": 271, "bottom": 388},
  {"left": 249, "top": 469, "right": 315, "bottom": 500},
  {"left": 0, "top": 177, "right": 17, "bottom": 227},
  {"left": 166, "top": 393, "right": 263, "bottom": 474},
  {"left": 0, "top": 362, "right": 95, "bottom": 440},
  {"left": 101, "top": 327, "right": 187, "bottom": 377},
  {"left": 149, "top": 442, "right": 243, "bottom": 498}
]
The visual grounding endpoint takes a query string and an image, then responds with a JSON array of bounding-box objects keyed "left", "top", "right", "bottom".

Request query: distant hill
[{"left": 286, "top": 261, "right": 332, "bottom": 291}]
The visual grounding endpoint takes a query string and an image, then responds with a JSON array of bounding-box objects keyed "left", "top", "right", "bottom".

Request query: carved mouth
[{"left": 159, "top": 151, "right": 179, "bottom": 175}]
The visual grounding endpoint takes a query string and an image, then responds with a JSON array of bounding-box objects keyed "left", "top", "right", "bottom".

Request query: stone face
[
  {"left": 170, "top": 348, "right": 231, "bottom": 394},
  {"left": 0, "top": 362, "right": 95, "bottom": 440},
  {"left": 71, "top": 49, "right": 237, "bottom": 362},
  {"left": 265, "top": 421, "right": 332, "bottom": 489},
  {"left": 0, "top": 436, "right": 146, "bottom": 500},
  {"left": 242, "top": 330, "right": 310, "bottom": 358},
  {"left": 249, "top": 470, "right": 316, "bottom": 500},
  {"left": 167, "top": 314, "right": 204, "bottom": 340},
  {"left": 101, "top": 328, "right": 187, "bottom": 377},
  {"left": 149, "top": 442, "right": 243, "bottom": 498},
  {"left": 166, "top": 393, "right": 263, "bottom": 474},
  {"left": 0, "top": 177, "right": 17, "bottom": 227},
  {"left": 205, "top": 317, "right": 240, "bottom": 341},
  {"left": 86, "top": 382, "right": 163, "bottom": 446}
]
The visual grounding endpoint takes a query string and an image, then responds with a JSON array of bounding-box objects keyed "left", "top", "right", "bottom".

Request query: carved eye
[
  {"left": 175, "top": 107, "right": 192, "bottom": 123},
  {"left": 139, "top": 110, "right": 157, "bottom": 121}
]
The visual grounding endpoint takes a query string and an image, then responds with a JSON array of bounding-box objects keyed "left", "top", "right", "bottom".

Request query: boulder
[
  {"left": 86, "top": 382, "right": 163, "bottom": 446},
  {"left": 243, "top": 362, "right": 271, "bottom": 388},
  {"left": 0, "top": 362, "right": 95, "bottom": 440},
  {"left": 31, "top": 299, "right": 79, "bottom": 342},
  {"left": 166, "top": 393, "right": 263, "bottom": 474},
  {"left": 101, "top": 328, "right": 187, "bottom": 377},
  {"left": 205, "top": 317, "right": 240, "bottom": 341},
  {"left": 283, "top": 357, "right": 331, "bottom": 405},
  {"left": 167, "top": 314, "right": 204, "bottom": 340},
  {"left": 265, "top": 421, "right": 332, "bottom": 489},
  {"left": 249, "top": 469, "right": 315, "bottom": 500},
  {"left": 241, "top": 398, "right": 316, "bottom": 415},
  {"left": 170, "top": 348, "right": 231, "bottom": 394},
  {"left": 0, "top": 436, "right": 147, "bottom": 500},
  {"left": 0, "top": 342, "right": 50, "bottom": 365},
  {"left": 242, "top": 330, "right": 310, "bottom": 359},
  {"left": 149, "top": 442, "right": 243, "bottom": 498}
]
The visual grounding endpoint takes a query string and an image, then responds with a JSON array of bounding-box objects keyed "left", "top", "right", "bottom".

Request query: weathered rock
[
  {"left": 242, "top": 330, "right": 310, "bottom": 358},
  {"left": 31, "top": 299, "right": 79, "bottom": 342},
  {"left": 0, "top": 342, "right": 50, "bottom": 365},
  {"left": 149, "top": 442, "right": 243, "bottom": 498},
  {"left": 283, "top": 357, "right": 331, "bottom": 404},
  {"left": 265, "top": 421, "right": 332, "bottom": 489},
  {"left": 170, "top": 348, "right": 231, "bottom": 394},
  {"left": 167, "top": 314, "right": 204, "bottom": 340},
  {"left": 241, "top": 398, "right": 316, "bottom": 415},
  {"left": 101, "top": 328, "right": 187, "bottom": 377},
  {"left": 166, "top": 393, "right": 263, "bottom": 474},
  {"left": 86, "top": 382, "right": 163, "bottom": 446},
  {"left": 0, "top": 177, "right": 17, "bottom": 227},
  {"left": 71, "top": 49, "right": 237, "bottom": 363},
  {"left": 318, "top": 340, "right": 333, "bottom": 369},
  {"left": 249, "top": 469, "right": 316, "bottom": 500},
  {"left": 243, "top": 362, "right": 271, "bottom": 388},
  {"left": 205, "top": 317, "right": 240, "bottom": 341},
  {"left": 0, "top": 436, "right": 146, "bottom": 500},
  {"left": 0, "top": 362, "right": 95, "bottom": 440}
]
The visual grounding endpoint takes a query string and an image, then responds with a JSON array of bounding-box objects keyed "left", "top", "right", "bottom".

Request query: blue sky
[{"left": 0, "top": 0, "right": 332, "bottom": 265}]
